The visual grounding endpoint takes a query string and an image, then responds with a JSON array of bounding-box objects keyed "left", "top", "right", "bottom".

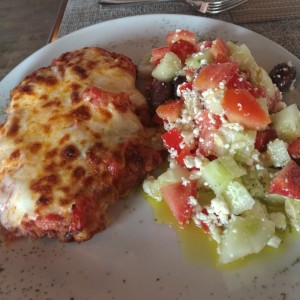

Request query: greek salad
[{"left": 141, "top": 29, "right": 299, "bottom": 264}]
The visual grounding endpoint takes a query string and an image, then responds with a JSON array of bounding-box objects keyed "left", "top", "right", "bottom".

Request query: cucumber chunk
[
  {"left": 218, "top": 215, "right": 275, "bottom": 264},
  {"left": 285, "top": 198, "right": 300, "bottom": 232},
  {"left": 242, "top": 201, "right": 268, "bottom": 219},
  {"left": 218, "top": 156, "right": 246, "bottom": 178},
  {"left": 201, "top": 160, "right": 234, "bottom": 195},
  {"left": 271, "top": 104, "right": 300, "bottom": 142},
  {"left": 223, "top": 181, "right": 255, "bottom": 215},
  {"left": 241, "top": 168, "right": 273, "bottom": 200},
  {"left": 185, "top": 51, "right": 213, "bottom": 69},
  {"left": 267, "top": 138, "right": 291, "bottom": 167},
  {"left": 152, "top": 52, "right": 182, "bottom": 82},
  {"left": 218, "top": 125, "right": 256, "bottom": 163}
]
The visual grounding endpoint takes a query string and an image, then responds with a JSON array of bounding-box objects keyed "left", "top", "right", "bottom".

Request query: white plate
[{"left": 0, "top": 14, "right": 300, "bottom": 300}]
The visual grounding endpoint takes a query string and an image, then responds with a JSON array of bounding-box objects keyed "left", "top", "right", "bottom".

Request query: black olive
[
  {"left": 172, "top": 76, "right": 187, "bottom": 98},
  {"left": 269, "top": 62, "right": 296, "bottom": 92},
  {"left": 146, "top": 79, "right": 172, "bottom": 114}
]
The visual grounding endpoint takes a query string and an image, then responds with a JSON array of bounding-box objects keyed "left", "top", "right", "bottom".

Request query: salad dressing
[{"left": 144, "top": 193, "right": 297, "bottom": 269}]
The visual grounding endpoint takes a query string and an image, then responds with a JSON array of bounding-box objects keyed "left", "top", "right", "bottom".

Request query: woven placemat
[
  {"left": 231, "top": 0, "right": 300, "bottom": 23},
  {"left": 58, "top": 0, "right": 300, "bottom": 58}
]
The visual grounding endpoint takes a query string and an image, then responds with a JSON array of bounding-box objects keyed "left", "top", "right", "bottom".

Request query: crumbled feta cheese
[
  {"left": 255, "top": 164, "right": 265, "bottom": 170},
  {"left": 267, "top": 235, "right": 282, "bottom": 248},
  {"left": 188, "top": 196, "right": 198, "bottom": 207},
  {"left": 183, "top": 155, "right": 203, "bottom": 169},
  {"left": 180, "top": 131, "right": 195, "bottom": 148},
  {"left": 219, "top": 80, "right": 226, "bottom": 90},
  {"left": 222, "top": 122, "right": 244, "bottom": 132},
  {"left": 189, "top": 170, "right": 203, "bottom": 180},
  {"left": 201, "top": 89, "right": 225, "bottom": 115},
  {"left": 169, "top": 147, "right": 178, "bottom": 158},
  {"left": 181, "top": 177, "right": 190, "bottom": 186},
  {"left": 207, "top": 197, "right": 230, "bottom": 226}
]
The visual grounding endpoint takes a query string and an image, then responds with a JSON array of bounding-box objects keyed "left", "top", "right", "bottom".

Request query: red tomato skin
[
  {"left": 227, "top": 74, "right": 271, "bottom": 108},
  {"left": 267, "top": 90, "right": 282, "bottom": 113},
  {"left": 221, "top": 89, "right": 271, "bottom": 130},
  {"left": 196, "top": 40, "right": 213, "bottom": 52},
  {"left": 184, "top": 69, "right": 196, "bottom": 79},
  {"left": 288, "top": 138, "right": 300, "bottom": 160},
  {"left": 214, "top": 54, "right": 230, "bottom": 64},
  {"left": 193, "top": 62, "right": 239, "bottom": 92},
  {"left": 151, "top": 46, "right": 171, "bottom": 66},
  {"left": 178, "top": 81, "right": 193, "bottom": 94},
  {"left": 255, "top": 127, "right": 278, "bottom": 152},
  {"left": 170, "top": 40, "right": 196, "bottom": 62},
  {"left": 195, "top": 110, "right": 222, "bottom": 130},
  {"left": 175, "top": 145, "right": 197, "bottom": 169},
  {"left": 269, "top": 160, "right": 300, "bottom": 200},
  {"left": 211, "top": 38, "right": 229, "bottom": 59},
  {"left": 156, "top": 100, "right": 184, "bottom": 122},
  {"left": 166, "top": 30, "right": 196, "bottom": 45},
  {"left": 198, "top": 208, "right": 210, "bottom": 232},
  {"left": 226, "top": 73, "right": 253, "bottom": 91},
  {"left": 195, "top": 110, "right": 222, "bottom": 158},
  {"left": 161, "top": 127, "right": 183, "bottom": 153},
  {"left": 161, "top": 180, "right": 197, "bottom": 225}
]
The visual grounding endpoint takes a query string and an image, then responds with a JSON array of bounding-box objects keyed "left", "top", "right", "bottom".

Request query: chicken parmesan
[{"left": 0, "top": 47, "right": 165, "bottom": 242}]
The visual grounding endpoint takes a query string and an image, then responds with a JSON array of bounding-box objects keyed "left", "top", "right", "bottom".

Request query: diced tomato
[
  {"left": 161, "top": 180, "right": 197, "bottom": 225},
  {"left": 198, "top": 131, "right": 217, "bottom": 158},
  {"left": 199, "top": 208, "right": 210, "bottom": 232},
  {"left": 255, "top": 127, "right": 278, "bottom": 152},
  {"left": 195, "top": 110, "right": 223, "bottom": 129},
  {"left": 178, "top": 81, "right": 193, "bottom": 94},
  {"left": 250, "top": 86, "right": 267, "bottom": 99},
  {"left": 227, "top": 73, "right": 271, "bottom": 104},
  {"left": 193, "top": 62, "right": 239, "bottom": 92},
  {"left": 170, "top": 40, "right": 196, "bottom": 62},
  {"left": 161, "top": 127, "right": 183, "bottom": 153},
  {"left": 166, "top": 30, "right": 196, "bottom": 46},
  {"left": 156, "top": 100, "right": 184, "bottom": 122},
  {"left": 267, "top": 90, "right": 281, "bottom": 113},
  {"left": 150, "top": 46, "right": 171, "bottom": 66},
  {"left": 227, "top": 73, "right": 253, "bottom": 90},
  {"left": 211, "top": 38, "right": 229, "bottom": 60},
  {"left": 196, "top": 40, "right": 213, "bottom": 52},
  {"left": 195, "top": 110, "right": 222, "bottom": 158},
  {"left": 184, "top": 68, "right": 196, "bottom": 79},
  {"left": 214, "top": 54, "right": 230, "bottom": 64},
  {"left": 269, "top": 160, "right": 300, "bottom": 200},
  {"left": 175, "top": 145, "right": 196, "bottom": 168},
  {"left": 288, "top": 138, "right": 300, "bottom": 160},
  {"left": 221, "top": 89, "right": 271, "bottom": 130}
]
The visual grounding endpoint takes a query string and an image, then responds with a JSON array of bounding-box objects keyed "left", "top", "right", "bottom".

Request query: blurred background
[{"left": 0, "top": 0, "right": 61, "bottom": 80}]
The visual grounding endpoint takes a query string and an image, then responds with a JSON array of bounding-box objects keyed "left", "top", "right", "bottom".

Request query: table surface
[{"left": 54, "top": 0, "right": 300, "bottom": 58}]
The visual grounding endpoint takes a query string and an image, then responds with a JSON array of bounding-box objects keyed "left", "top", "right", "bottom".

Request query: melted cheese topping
[{"left": 0, "top": 47, "right": 163, "bottom": 241}]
